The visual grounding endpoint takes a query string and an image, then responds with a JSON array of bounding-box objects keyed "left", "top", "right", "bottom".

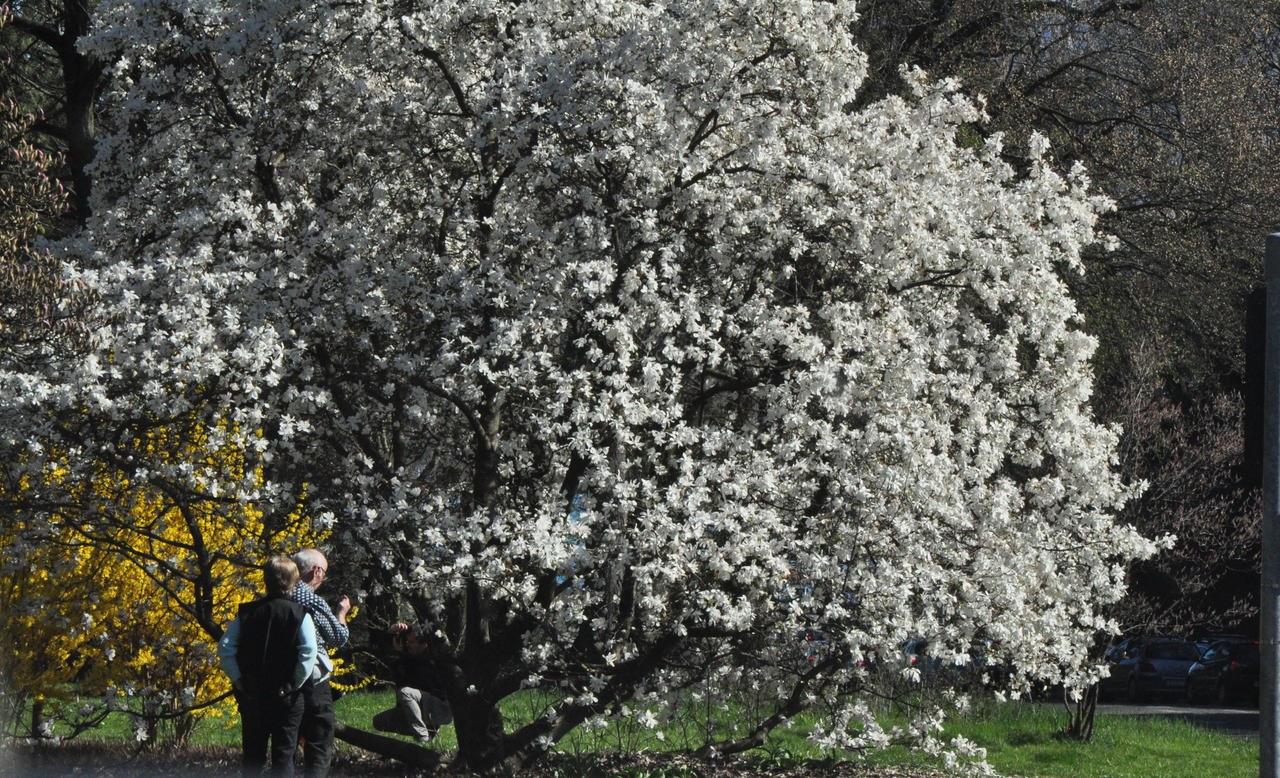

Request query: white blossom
[{"left": 4, "top": 0, "right": 1157, "bottom": 762}]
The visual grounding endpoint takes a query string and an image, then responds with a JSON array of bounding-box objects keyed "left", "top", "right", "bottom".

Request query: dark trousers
[
  {"left": 238, "top": 687, "right": 305, "bottom": 777},
  {"left": 298, "top": 677, "right": 335, "bottom": 777}
]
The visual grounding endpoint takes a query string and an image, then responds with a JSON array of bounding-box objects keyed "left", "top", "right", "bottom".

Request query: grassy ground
[
  {"left": 57, "top": 690, "right": 1259, "bottom": 777},
  {"left": 860, "top": 702, "right": 1256, "bottom": 778}
]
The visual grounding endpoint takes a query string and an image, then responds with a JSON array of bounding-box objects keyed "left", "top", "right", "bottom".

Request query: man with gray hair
[{"left": 289, "top": 548, "right": 351, "bottom": 778}]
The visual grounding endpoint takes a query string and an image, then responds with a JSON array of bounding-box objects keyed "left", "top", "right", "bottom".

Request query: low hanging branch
[{"left": 333, "top": 722, "right": 442, "bottom": 770}]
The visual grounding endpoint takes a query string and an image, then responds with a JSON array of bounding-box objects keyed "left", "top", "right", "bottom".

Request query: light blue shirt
[{"left": 217, "top": 612, "right": 318, "bottom": 692}]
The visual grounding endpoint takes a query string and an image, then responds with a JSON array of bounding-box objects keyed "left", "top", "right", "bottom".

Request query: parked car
[
  {"left": 1186, "top": 638, "right": 1259, "bottom": 706},
  {"left": 1192, "top": 632, "right": 1252, "bottom": 656},
  {"left": 898, "top": 638, "right": 1009, "bottom": 688},
  {"left": 1099, "top": 637, "right": 1202, "bottom": 702}
]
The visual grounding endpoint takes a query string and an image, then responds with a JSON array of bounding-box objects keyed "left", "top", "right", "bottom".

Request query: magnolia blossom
[{"left": 4, "top": 0, "right": 1156, "bottom": 768}]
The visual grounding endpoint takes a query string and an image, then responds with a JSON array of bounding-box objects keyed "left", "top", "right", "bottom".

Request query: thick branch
[
  {"left": 333, "top": 722, "right": 443, "bottom": 769},
  {"left": 502, "top": 633, "right": 685, "bottom": 770},
  {"left": 6, "top": 15, "right": 62, "bottom": 49},
  {"left": 398, "top": 19, "right": 475, "bottom": 119},
  {"left": 695, "top": 653, "right": 842, "bottom": 757}
]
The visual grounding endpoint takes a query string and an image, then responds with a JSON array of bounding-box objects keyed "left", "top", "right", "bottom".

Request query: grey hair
[{"left": 292, "top": 548, "right": 327, "bottom": 577}]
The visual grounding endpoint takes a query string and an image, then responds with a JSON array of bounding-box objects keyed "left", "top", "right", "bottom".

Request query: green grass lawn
[
  {"left": 858, "top": 702, "right": 1257, "bottom": 778},
  {"left": 67, "top": 689, "right": 1258, "bottom": 777}
]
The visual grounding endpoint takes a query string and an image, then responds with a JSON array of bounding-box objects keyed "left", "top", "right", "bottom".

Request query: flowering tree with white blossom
[{"left": 3, "top": 0, "right": 1160, "bottom": 768}]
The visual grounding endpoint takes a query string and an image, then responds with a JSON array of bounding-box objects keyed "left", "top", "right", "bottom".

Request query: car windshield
[{"left": 1149, "top": 642, "right": 1199, "bottom": 661}]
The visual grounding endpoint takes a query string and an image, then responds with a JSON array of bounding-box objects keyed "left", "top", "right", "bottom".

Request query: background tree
[
  {"left": 1109, "top": 342, "right": 1260, "bottom": 635},
  {"left": 0, "top": 98, "right": 90, "bottom": 363},
  {"left": 11, "top": 0, "right": 1160, "bottom": 770},
  {"left": 1, "top": 1, "right": 106, "bottom": 221}
]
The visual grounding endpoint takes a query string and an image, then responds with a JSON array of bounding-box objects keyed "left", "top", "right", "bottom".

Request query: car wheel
[{"left": 1217, "top": 681, "right": 1231, "bottom": 707}]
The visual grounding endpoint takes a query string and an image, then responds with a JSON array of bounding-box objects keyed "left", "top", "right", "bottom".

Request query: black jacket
[
  {"left": 391, "top": 651, "right": 448, "bottom": 700},
  {"left": 236, "top": 595, "right": 309, "bottom": 695}
]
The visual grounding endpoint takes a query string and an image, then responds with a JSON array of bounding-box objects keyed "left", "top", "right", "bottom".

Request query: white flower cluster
[{"left": 5, "top": 0, "right": 1157, "bottom": 756}]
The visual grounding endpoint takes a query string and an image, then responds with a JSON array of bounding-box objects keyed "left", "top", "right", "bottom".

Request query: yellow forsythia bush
[{"left": 0, "top": 417, "right": 324, "bottom": 742}]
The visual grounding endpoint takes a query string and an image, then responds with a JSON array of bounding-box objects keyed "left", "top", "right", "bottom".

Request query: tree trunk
[
  {"left": 1063, "top": 683, "right": 1099, "bottom": 741},
  {"left": 450, "top": 694, "right": 508, "bottom": 771},
  {"left": 57, "top": 0, "right": 102, "bottom": 223},
  {"left": 30, "top": 698, "right": 45, "bottom": 739}
]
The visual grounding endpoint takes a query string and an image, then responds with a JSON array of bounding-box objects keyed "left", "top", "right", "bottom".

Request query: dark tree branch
[{"left": 398, "top": 18, "right": 475, "bottom": 119}]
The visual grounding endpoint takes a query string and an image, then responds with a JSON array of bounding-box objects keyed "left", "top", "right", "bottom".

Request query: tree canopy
[{"left": 4, "top": 0, "right": 1161, "bottom": 768}]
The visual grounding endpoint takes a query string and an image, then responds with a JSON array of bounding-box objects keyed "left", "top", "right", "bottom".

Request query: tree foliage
[
  {"left": 852, "top": 0, "right": 1280, "bottom": 396},
  {"left": 0, "top": 98, "right": 90, "bottom": 364},
  {"left": 0, "top": 0, "right": 1163, "bottom": 769},
  {"left": 1, "top": 1, "right": 106, "bottom": 221}
]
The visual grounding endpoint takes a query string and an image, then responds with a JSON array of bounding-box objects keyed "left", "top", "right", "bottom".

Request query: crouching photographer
[{"left": 372, "top": 622, "right": 453, "bottom": 743}]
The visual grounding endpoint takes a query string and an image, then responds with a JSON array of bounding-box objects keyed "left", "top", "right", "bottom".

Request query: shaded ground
[{"left": 0, "top": 741, "right": 954, "bottom": 777}]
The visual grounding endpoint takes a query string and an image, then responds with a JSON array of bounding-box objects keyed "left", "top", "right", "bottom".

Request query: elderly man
[{"left": 288, "top": 548, "right": 351, "bottom": 778}]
